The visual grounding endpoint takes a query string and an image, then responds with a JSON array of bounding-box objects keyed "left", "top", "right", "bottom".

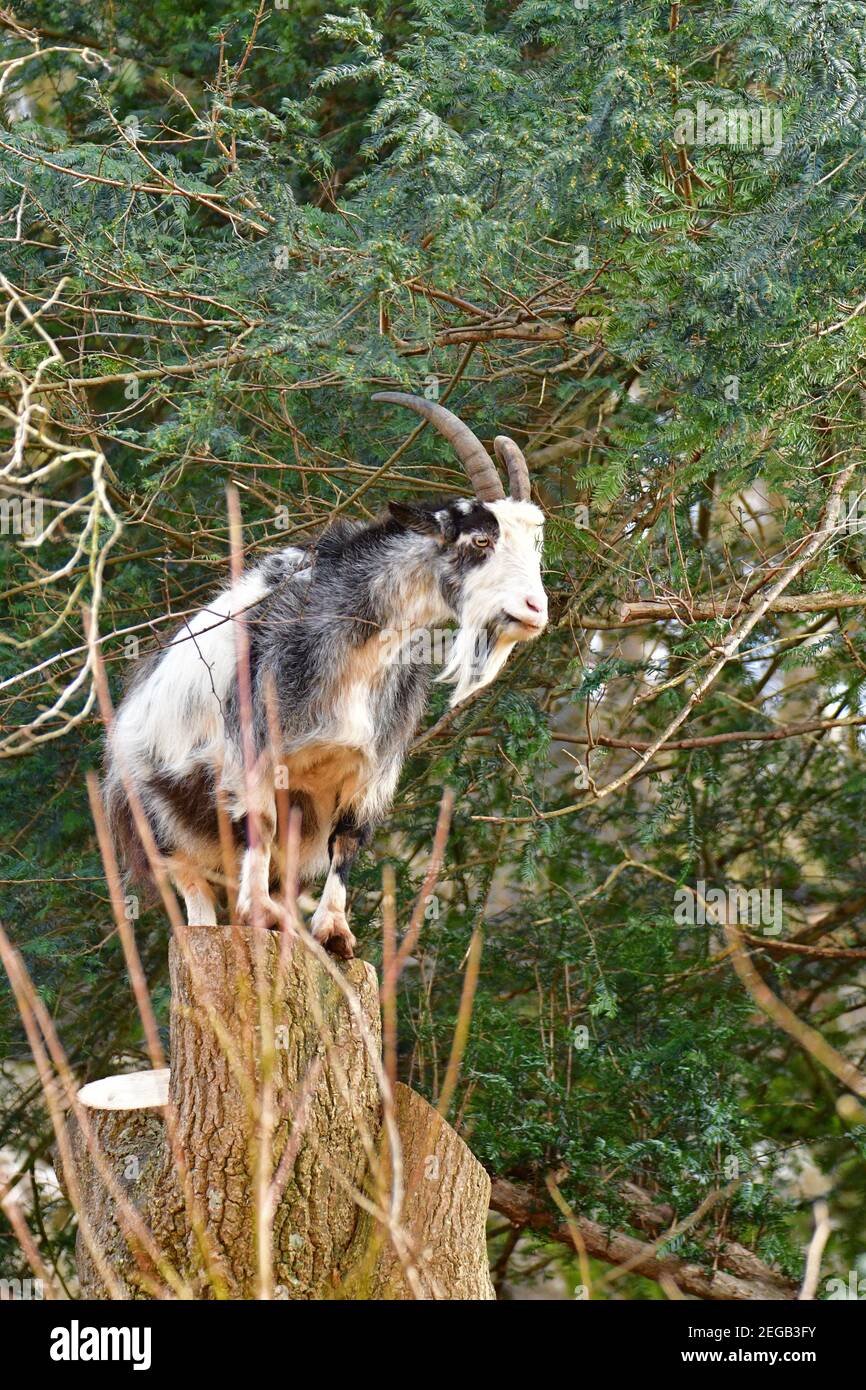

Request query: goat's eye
[{"left": 472, "top": 533, "right": 491, "bottom": 549}]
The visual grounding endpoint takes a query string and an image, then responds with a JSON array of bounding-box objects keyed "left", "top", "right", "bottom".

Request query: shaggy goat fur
[{"left": 105, "top": 494, "right": 547, "bottom": 956}]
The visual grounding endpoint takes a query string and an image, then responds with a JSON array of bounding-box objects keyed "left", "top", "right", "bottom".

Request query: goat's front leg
[
  {"left": 310, "top": 810, "right": 371, "bottom": 959},
  {"left": 235, "top": 766, "right": 281, "bottom": 928}
]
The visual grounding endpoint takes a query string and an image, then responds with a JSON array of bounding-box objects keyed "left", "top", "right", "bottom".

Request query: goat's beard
[{"left": 439, "top": 622, "right": 516, "bottom": 706}]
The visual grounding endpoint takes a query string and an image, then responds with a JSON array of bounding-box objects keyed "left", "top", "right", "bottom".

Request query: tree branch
[
  {"left": 620, "top": 591, "right": 866, "bottom": 623},
  {"left": 488, "top": 1178, "right": 798, "bottom": 1301},
  {"left": 554, "top": 715, "right": 866, "bottom": 751}
]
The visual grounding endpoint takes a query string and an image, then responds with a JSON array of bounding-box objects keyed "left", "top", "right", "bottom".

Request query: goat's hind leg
[{"left": 173, "top": 867, "right": 218, "bottom": 926}]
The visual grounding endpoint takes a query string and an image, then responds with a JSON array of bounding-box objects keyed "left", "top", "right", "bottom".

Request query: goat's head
[{"left": 374, "top": 392, "right": 548, "bottom": 703}]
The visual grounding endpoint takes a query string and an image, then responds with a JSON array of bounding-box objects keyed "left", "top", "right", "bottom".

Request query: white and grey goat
[{"left": 105, "top": 394, "right": 548, "bottom": 957}]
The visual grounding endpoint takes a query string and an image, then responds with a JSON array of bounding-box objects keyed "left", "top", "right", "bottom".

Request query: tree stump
[
  {"left": 60, "top": 924, "right": 494, "bottom": 1300},
  {"left": 348, "top": 1084, "right": 496, "bottom": 1300}
]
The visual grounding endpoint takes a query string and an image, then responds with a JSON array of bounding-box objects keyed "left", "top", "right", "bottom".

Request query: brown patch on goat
[{"left": 149, "top": 766, "right": 219, "bottom": 842}]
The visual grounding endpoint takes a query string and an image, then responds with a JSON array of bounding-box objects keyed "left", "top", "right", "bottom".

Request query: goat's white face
[
  {"left": 454, "top": 497, "right": 547, "bottom": 633},
  {"left": 442, "top": 497, "right": 547, "bottom": 703},
  {"left": 389, "top": 495, "right": 547, "bottom": 705}
]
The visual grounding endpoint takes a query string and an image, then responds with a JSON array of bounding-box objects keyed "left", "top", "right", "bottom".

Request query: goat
[{"left": 105, "top": 394, "right": 548, "bottom": 957}]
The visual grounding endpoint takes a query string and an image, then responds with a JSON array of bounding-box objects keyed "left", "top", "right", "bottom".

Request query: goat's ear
[{"left": 388, "top": 502, "right": 447, "bottom": 538}]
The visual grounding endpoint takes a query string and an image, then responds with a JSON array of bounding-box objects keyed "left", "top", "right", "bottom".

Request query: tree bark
[
  {"left": 60, "top": 924, "right": 494, "bottom": 1300},
  {"left": 347, "top": 1084, "right": 494, "bottom": 1300}
]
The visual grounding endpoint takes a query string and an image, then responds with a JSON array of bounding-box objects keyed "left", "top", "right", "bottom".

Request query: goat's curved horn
[
  {"left": 494, "top": 436, "right": 531, "bottom": 502},
  {"left": 372, "top": 391, "right": 505, "bottom": 502}
]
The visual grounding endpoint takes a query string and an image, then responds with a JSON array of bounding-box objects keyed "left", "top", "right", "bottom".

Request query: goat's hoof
[
  {"left": 311, "top": 909, "right": 356, "bottom": 960},
  {"left": 235, "top": 894, "right": 286, "bottom": 931}
]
